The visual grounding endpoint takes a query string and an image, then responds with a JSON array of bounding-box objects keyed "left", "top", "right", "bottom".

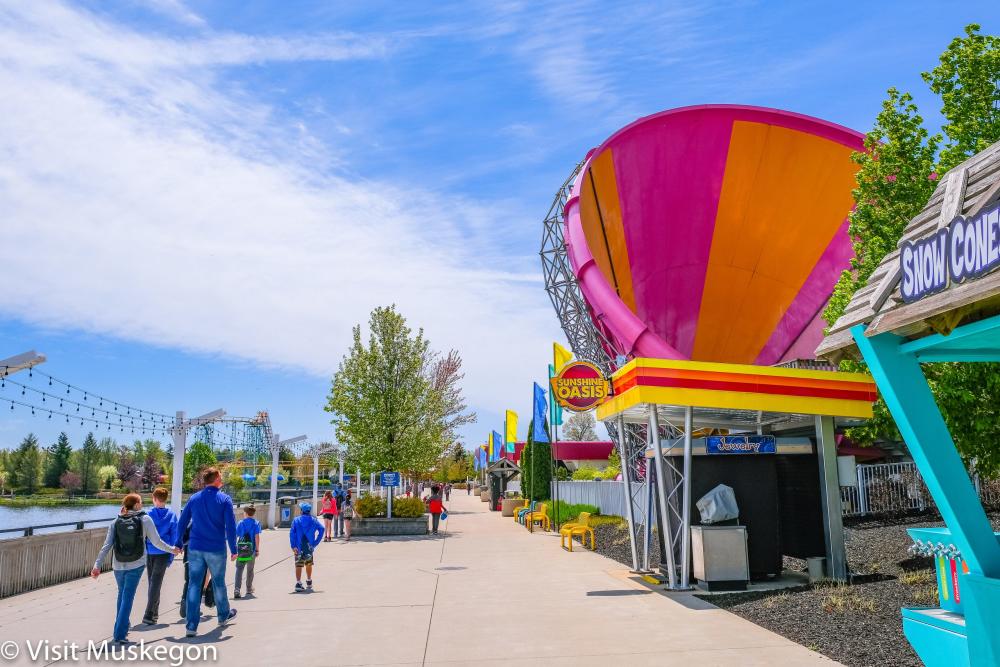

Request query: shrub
[
  {"left": 571, "top": 466, "right": 602, "bottom": 481},
  {"left": 588, "top": 515, "right": 625, "bottom": 528},
  {"left": 551, "top": 501, "right": 599, "bottom": 523},
  {"left": 357, "top": 494, "right": 386, "bottom": 518},
  {"left": 391, "top": 496, "right": 426, "bottom": 518}
]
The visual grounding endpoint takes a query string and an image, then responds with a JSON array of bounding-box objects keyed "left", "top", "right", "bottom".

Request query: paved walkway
[{"left": 0, "top": 493, "right": 837, "bottom": 666}]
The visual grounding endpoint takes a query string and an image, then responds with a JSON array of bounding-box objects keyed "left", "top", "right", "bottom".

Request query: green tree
[
  {"left": 78, "top": 433, "right": 100, "bottom": 493},
  {"left": 922, "top": 24, "right": 1000, "bottom": 172},
  {"left": 43, "top": 432, "right": 72, "bottom": 488},
  {"left": 97, "top": 465, "right": 118, "bottom": 490},
  {"left": 327, "top": 306, "right": 470, "bottom": 476},
  {"left": 184, "top": 441, "right": 217, "bottom": 490},
  {"left": 824, "top": 25, "right": 1000, "bottom": 474},
  {"left": 11, "top": 433, "right": 42, "bottom": 493},
  {"left": 519, "top": 420, "right": 552, "bottom": 501}
]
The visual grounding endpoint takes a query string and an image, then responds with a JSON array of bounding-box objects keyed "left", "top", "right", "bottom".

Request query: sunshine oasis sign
[
  {"left": 901, "top": 202, "right": 1000, "bottom": 303},
  {"left": 551, "top": 361, "right": 611, "bottom": 412}
]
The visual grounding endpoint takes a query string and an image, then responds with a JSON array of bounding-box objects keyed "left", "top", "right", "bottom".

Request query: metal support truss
[
  {"left": 649, "top": 409, "right": 694, "bottom": 589},
  {"left": 541, "top": 162, "right": 654, "bottom": 573}
]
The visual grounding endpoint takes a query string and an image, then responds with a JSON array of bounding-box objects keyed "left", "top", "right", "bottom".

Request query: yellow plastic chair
[
  {"left": 525, "top": 503, "right": 550, "bottom": 531},
  {"left": 560, "top": 512, "right": 595, "bottom": 551}
]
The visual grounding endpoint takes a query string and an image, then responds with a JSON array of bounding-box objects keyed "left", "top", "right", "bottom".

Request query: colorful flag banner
[
  {"left": 554, "top": 342, "right": 573, "bottom": 373},
  {"left": 492, "top": 430, "right": 503, "bottom": 461},
  {"left": 548, "top": 364, "right": 564, "bottom": 427},
  {"left": 533, "top": 382, "right": 550, "bottom": 443},
  {"left": 505, "top": 410, "right": 518, "bottom": 452}
]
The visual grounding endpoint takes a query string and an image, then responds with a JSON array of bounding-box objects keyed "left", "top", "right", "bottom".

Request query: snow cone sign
[{"left": 551, "top": 361, "right": 611, "bottom": 412}]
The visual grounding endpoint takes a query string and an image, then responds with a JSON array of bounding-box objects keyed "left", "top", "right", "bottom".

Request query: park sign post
[
  {"left": 381, "top": 471, "right": 400, "bottom": 518},
  {"left": 550, "top": 360, "right": 611, "bottom": 412}
]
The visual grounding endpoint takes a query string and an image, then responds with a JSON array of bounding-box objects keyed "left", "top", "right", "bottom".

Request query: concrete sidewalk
[{"left": 0, "top": 493, "right": 837, "bottom": 666}]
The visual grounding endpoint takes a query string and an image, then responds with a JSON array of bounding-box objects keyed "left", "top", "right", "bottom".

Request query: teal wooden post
[
  {"left": 853, "top": 324, "right": 1000, "bottom": 666},
  {"left": 851, "top": 325, "right": 1000, "bottom": 575}
]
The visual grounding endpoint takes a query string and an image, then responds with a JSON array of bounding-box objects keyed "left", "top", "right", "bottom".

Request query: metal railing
[
  {"left": 841, "top": 461, "right": 1000, "bottom": 517},
  {"left": 0, "top": 517, "right": 117, "bottom": 538}
]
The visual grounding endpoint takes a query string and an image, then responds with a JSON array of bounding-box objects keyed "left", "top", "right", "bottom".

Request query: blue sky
[{"left": 0, "top": 1, "right": 995, "bottom": 452}]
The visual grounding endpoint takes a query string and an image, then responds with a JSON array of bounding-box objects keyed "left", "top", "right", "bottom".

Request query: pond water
[{"left": 0, "top": 504, "right": 120, "bottom": 539}]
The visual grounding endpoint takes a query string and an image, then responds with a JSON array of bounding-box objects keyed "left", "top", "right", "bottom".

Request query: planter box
[
  {"left": 480, "top": 491, "right": 490, "bottom": 502},
  {"left": 350, "top": 516, "right": 428, "bottom": 536},
  {"left": 501, "top": 498, "right": 524, "bottom": 517}
]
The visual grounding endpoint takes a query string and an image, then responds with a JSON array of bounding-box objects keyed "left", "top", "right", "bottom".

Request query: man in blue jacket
[
  {"left": 176, "top": 467, "right": 237, "bottom": 637},
  {"left": 142, "top": 486, "right": 177, "bottom": 625},
  {"left": 289, "top": 502, "right": 324, "bottom": 592}
]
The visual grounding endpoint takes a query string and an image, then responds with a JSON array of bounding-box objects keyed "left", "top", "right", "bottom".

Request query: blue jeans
[
  {"left": 185, "top": 550, "right": 230, "bottom": 632},
  {"left": 113, "top": 566, "right": 145, "bottom": 642}
]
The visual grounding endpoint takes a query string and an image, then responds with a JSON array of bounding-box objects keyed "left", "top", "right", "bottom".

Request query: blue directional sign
[
  {"left": 380, "top": 471, "right": 401, "bottom": 487},
  {"left": 706, "top": 435, "right": 776, "bottom": 454}
]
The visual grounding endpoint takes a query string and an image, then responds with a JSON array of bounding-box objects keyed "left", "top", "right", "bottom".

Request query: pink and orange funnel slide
[{"left": 563, "top": 105, "right": 865, "bottom": 366}]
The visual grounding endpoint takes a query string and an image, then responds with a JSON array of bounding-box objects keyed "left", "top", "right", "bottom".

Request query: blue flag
[
  {"left": 533, "top": 382, "right": 550, "bottom": 443},
  {"left": 492, "top": 431, "right": 503, "bottom": 461}
]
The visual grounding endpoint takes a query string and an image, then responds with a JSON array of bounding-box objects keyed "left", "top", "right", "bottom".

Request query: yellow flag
[
  {"left": 505, "top": 410, "right": 518, "bottom": 449},
  {"left": 554, "top": 342, "right": 573, "bottom": 372}
]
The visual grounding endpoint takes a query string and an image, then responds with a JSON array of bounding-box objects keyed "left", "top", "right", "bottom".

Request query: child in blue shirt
[
  {"left": 289, "top": 502, "right": 324, "bottom": 591},
  {"left": 234, "top": 506, "right": 261, "bottom": 598}
]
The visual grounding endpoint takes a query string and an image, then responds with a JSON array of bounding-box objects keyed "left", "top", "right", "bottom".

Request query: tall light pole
[
  {"left": 305, "top": 443, "right": 336, "bottom": 511},
  {"left": 169, "top": 409, "right": 225, "bottom": 512}
]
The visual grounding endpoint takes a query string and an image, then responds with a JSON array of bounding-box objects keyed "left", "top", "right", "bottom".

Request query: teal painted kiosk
[{"left": 819, "top": 140, "right": 1000, "bottom": 667}]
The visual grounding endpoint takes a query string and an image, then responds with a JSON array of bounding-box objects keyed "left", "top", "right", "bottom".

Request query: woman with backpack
[
  {"left": 320, "top": 490, "right": 338, "bottom": 542},
  {"left": 91, "top": 493, "right": 180, "bottom": 645}
]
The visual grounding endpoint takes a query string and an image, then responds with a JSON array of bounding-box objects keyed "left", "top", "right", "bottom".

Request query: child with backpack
[
  {"left": 234, "top": 506, "right": 261, "bottom": 598},
  {"left": 341, "top": 491, "right": 356, "bottom": 541},
  {"left": 289, "top": 502, "right": 324, "bottom": 592},
  {"left": 141, "top": 487, "right": 177, "bottom": 625},
  {"left": 427, "top": 485, "right": 447, "bottom": 535},
  {"left": 91, "top": 493, "right": 180, "bottom": 645}
]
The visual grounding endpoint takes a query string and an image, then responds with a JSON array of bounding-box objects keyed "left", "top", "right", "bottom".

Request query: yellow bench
[
  {"left": 560, "top": 512, "right": 595, "bottom": 551},
  {"left": 525, "top": 503, "right": 550, "bottom": 531}
]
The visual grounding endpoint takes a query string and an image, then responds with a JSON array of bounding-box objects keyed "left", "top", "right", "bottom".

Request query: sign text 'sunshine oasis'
[{"left": 900, "top": 203, "right": 1000, "bottom": 303}]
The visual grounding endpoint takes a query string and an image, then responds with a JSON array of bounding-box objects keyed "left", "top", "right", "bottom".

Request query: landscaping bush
[
  {"left": 357, "top": 494, "right": 387, "bottom": 518},
  {"left": 391, "top": 496, "right": 426, "bottom": 518},
  {"left": 551, "top": 500, "right": 599, "bottom": 523},
  {"left": 571, "top": 466, "right": 602, "bottom": 481}
]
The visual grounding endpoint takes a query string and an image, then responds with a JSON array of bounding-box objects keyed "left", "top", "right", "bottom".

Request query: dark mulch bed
[{"left": 590, "top": 513, "right": 1000, "bottom": 667}]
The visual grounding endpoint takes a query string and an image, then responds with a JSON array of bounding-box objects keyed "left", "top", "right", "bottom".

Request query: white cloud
[
  {"left": 0, "top": 1, "right": 563, "bottom": 433},
  {"left": 137, "top": 0, "right": 206, "bottom": 27}
]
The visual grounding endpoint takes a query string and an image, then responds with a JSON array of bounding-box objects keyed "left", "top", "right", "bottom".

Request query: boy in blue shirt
[
  {"left": 289, "top": 502, "right": 324, "bottom": 591},
  {"left": 142, "top": 486, "right": 178, "bottom": 625},
  {"left": 234, "top": 505, "right": 261, "bottom": 599}
]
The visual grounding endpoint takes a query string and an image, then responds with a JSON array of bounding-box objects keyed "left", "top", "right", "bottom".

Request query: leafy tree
[
  {"left": 922, "top": 25, "right": 1000, "bottom": 172},
  {"left": 97, "top": 465, "right": 118, "bottom": 490},
  {"left": 11, "top": 433, "right": 42, "bottom": 493},
  {"left": 97, "top": 437, "right": 119, "bottom": 467},
  {"left": 824, "top": 25, "right": 1000, "bottom": 474},
  {"left": 563, "top": 411, "right": 598, "bottom": 441},
  {"left": 117, "top": 447, "right": 141, "bottom": 490},
  {"left": 44, "top": 432, "right": 72, "bottom": 488},
  {"left": 140, "top": 452, "right": 162, "bottom": 490},
  {"left": 78, "top": 433, "right": 100, "bottom": 493},
  {"left": 59, "top": 471, "right": 82, "bottom": 495},
  {"left": 184, "top": 441, "right": 217, "bottom": 490},
  {"left": 327, "top": 305, "right": 472, "bottom": 476},
  {"left": 0, "top": 467, "right": 7, "bottom": 495},
  {"left": 519, "top": 420, "right": 552, "bottom": 501},
  {"left": 571, "top": 465, "right": 602, "bottom": 481}
]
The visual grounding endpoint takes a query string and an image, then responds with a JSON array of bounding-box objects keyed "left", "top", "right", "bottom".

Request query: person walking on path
[
  {"left": 341, "top": 491, "right": 356, "bottom": 541},
  {"left": 141, "top": 487, "right": 177, "bottom": 626},
  {"left": 332, "top": 483, "right": 346, "bottom": 538},
  {"left": 91, "top": 493, "right": 180, "bottom": 645},
  {"left": 427, "top": 485, "right": 447, "bottom": 535},
  {"left": 444, "top": 483, "right": 452, "bottom": 502},
  {"left": 234, "top": 506, "right": 261, "bottom": 599},
  {"left": 467, "top": 481, "right": 471, "bottom": 496},
  {"left": 176, "top": 467, "right": 238, "bottom": 638},
  {"left": 320, "top": 490, "right": 338, "bottom": 542},
  {"left": 290, "top": 502, "right": 324, "bottom": 591}
]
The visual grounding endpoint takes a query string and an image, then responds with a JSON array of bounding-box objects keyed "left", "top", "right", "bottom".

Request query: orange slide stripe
[
  {"left": 614, "top": 367, "right": 875, "bottom": 394},
  {"left": 691, "top": 121, "right": 858, "bottom": 363},
  {"left": 577, "top": 150, "right": 636, "bottom": 313}
]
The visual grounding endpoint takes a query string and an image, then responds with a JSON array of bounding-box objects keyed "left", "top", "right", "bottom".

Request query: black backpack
[{"left": 113, "top": 513, "right": 145, "bottom": 562}]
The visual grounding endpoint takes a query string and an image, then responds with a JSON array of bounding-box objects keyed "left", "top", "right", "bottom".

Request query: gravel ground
[{"left": 590, "top": 513, "right": 996, "bottom": 667}]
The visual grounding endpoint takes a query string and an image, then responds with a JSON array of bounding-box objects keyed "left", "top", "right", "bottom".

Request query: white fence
[
  {"left": 550, "top": 481, "right": 647, "bottom": 525},
  {"left": 841, "top": 461, "right": 1000, "bottom": 517}
]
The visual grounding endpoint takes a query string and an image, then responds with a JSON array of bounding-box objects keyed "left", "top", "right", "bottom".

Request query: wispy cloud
[
  {"left": 0, "top": 1, "right": 561, "bottom": 419},
  {"left": 137, "top": 0, "right": 206, "bottom": 28}
]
